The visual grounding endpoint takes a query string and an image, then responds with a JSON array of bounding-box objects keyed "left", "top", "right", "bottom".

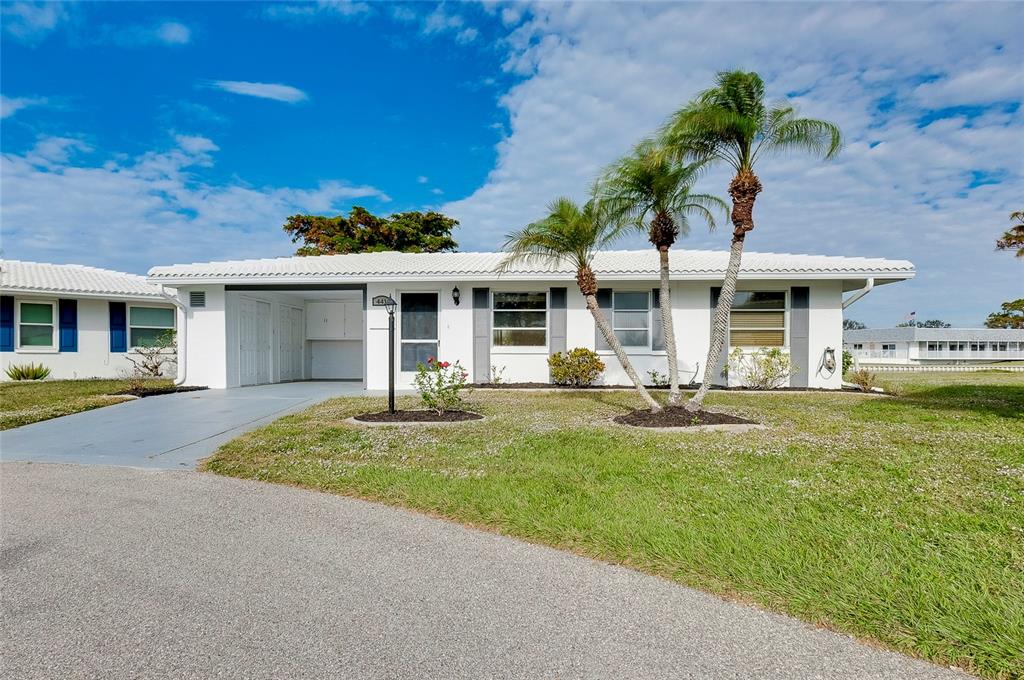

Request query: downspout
[
  {"left": 842, "top": 277, "right": 874, "bottom": 309},
  {"left": 158, "top": 285, "right": 187, "bottom": 386}
]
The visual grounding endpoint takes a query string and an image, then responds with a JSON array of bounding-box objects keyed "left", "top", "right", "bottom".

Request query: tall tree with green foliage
[
  {"left": 662, "top": 71, "right": 842, "bottom": 409},
  {"left": 985, "top": 299, "right": 1024, "bottom": 329},
  {"left": 598, "top": 140, "right": 727, "bottom": 405},
  {"left": 501, "top": 198, "right": 661, "bottom": 411},
  {"left": 284, "top": 207, "right": 458, "bottom": 255},
  {"left": 996, "top": 210, "right": 1024, "bottom": 258}
]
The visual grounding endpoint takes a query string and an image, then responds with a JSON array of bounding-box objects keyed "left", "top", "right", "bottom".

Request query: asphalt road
[{"left": 1, "top": 463, "right": 966, "bottom": 679}]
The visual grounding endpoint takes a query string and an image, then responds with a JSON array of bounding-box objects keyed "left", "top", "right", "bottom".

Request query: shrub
[
  {"left": 5, "top": 362, "right": 52, "bottom": 381},
  {"left": 126, "top": 329, "right": 177, "bottom": 378},
  {"left": 848, "top": 368, "right": 879, "bottom": 392},
  {"left": 414, "top": 357, "right": 471, "bottom": 415},
  {"left": 647, "top": 369, "right": 669, "bottom": 387},
  {"left": 548, "top": 347, "right": 605, "bottom": 387},
  {"left": 842, "top": 350, "right": 854, "bottom": 374},
  {"left": 490, "top": 364, "right": 506, "bottom": 385},
  {"left": 727, "top": 347, "right": 795, "bottom": 390}
]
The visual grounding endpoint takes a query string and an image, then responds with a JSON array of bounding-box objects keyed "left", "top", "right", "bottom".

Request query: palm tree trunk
[
  {"left": 585, "top": 293, "right": 662, "bottom": 412},
  {"left": 687, "top": 235, "right": 744, "bottom": 411},
  {"left": 687, "top": 171, "right": 761, "bottom": 412},
  {"left": 658, "top": 247, "right": 681, "bottom": 405}
]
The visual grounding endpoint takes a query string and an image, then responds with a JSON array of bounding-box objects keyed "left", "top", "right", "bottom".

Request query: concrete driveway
[
  {"left": 0, "top": 382, "right": 366, "bottom": 469},
  {"left": 0, "top": 463, "right": 965, "bottom": 680}
]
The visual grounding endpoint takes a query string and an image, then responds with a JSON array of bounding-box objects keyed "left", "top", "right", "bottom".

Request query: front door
[
  {"left": 239, "top": 298, "right": 271, "bottom": 386},
  {"left": 399, "top": 292, "right": 438, "bottom": 377}
]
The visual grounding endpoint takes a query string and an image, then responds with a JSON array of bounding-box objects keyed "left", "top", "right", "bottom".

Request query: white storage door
[
  {"left": 239, "top": 298, "right": 272, "bottom": 386},
  {"left": 278, "top": 305, "right": 304, "bottom": 382}
]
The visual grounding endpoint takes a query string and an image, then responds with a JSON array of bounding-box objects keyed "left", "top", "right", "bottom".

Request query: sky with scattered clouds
[{"left": 1, "top": 1, "right": 1021, "bottom": 326}]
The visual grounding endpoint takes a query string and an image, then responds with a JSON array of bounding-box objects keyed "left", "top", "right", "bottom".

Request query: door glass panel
[
  {"left": 401, "top": 293, "right": 438, "bottom": 340},
  {"left": 401, "top": 342, "right": 438, "bottom": 371}
]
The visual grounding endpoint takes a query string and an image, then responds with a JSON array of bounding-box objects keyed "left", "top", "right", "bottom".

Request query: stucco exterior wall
[
  {"left": 1, "top": 295, "right": 177, "bottom": 381},
  {"left": 176, "top": 277, "right": 846, "bottom": 391}
]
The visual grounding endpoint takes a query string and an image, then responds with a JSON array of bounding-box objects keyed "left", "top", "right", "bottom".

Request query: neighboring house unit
[
  {"left": 147, "top": 249, "right": 914, "bottom": 391},
  {"left": 844, "top": 327, "right": 1024, "bottom": 365},
  {"left": 1, "top": 261, "right": 179, "bottom": 381}
]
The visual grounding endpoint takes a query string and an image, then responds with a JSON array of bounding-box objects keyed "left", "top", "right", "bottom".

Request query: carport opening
[{"left": 226, "top": 284, "right": 366, "bottom": 387}]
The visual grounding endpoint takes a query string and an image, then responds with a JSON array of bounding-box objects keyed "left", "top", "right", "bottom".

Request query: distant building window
[
  {"left": 882, "top": 343, "right": 896, "bottom": 351},
  {"left": 853, "top": 343, "right": 863, "bottom": 350},
  {"left": 950, "top": 342, "right": 966, "bottom": 352},
  {"left": 492, "top": 292, "right": 547, "bottom": 347},
  {"left": 17, "top": 300, "right": 56, "bottom": 349},
  {"left": 928, "top": 342, "right": 943, "bottom": 352},
  {"left": 730, "top": 291, "right": 785, "bottom": 347},
  {"left": 970, "top": 342, "right": 984, "bottom": 352},
  {"left": 129, "top": 306, "right": 175, "bottom": 348}
]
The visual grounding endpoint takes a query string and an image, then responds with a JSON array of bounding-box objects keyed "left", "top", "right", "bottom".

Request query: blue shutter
[
  {"left": 59, "top": 299, "right": 78, "bottom": 352},
  {"left": 651, "top": 288, "right": 665, "bottom": 351},
  {"left": 0, "top": 296, "right": 13, "bottom": 352},
  {"left": 109, "top": 301, "right": 127, "bottom": 353}
]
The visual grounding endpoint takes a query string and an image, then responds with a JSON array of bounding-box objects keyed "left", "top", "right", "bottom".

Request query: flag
[{"left": 904, "top": 311, "right": 916, "bottom": 322}]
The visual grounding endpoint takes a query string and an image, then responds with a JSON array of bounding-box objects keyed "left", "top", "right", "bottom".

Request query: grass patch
[
  {"left": 206, "top": 374, "right": 1024, "bottom": 678},
  {"left": 0, "top": 378, "right": 172, "bottom": 430}
]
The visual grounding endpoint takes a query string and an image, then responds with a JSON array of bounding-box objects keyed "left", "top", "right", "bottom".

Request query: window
[
  {"left": 18, "top": 301, "right": 56, "bottom": 349},
  {"left": 995, "top": 342, "right": 1008, "bottom": 352},
  {"left": 730, "top": 291, "right": 785, "bottom": 347},
  {"left": 882, "top": 343, "right": 896, "bottom": 351},
  {"left": 950, "top": 342, "right": 966, "bottom": 352},
  {"left": 853, "top": 343, "right": 863, "bottom": 350},
  {"left": 129, "top": 306, "right": 175, "bottom": 348},
  {"left": 613, "top": 291, "right": 650, "bottom": 347},
  {"left": 970, "top": 342, "right": 984, "bottom": 352},
  {"left": 928, "top": 342, "right": 943, "bottom": 352},
  {"left": 492, "top": 292, "right": 546, "bottom": 347}
]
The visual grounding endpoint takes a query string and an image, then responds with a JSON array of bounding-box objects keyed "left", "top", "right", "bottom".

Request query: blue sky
[{"left": 2, "top": 1, "right": 1021, "bottom": 327}]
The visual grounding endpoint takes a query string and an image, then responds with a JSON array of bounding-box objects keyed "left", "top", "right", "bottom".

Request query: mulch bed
[
  {"left": 120, "top": 386, "right": 208, "bottom": 398},
  {"left": 613, "top": 406, "right": 755, "bottom": 428},
  {"left": 353, "top": 410, "right": 483, "bottom": 423},
  {"left": 474, "top": 382, "right": 862, "bottom": 393}
]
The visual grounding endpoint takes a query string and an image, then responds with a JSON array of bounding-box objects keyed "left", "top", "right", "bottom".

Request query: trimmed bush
[
  {"left": 548, "top": 348, "right": 605, "bottom": 387},
  {"left": 5, "top": 362, "right": 52, "bottom": 381}
]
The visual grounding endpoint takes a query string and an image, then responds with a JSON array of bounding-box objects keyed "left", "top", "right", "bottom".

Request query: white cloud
[
  {"left": 0, "top": 95, "right": 48, "bottom": 119},
  {"left": 263, "top": 0, "right": 371, "bottom": 21},
  {"left": 423, "top": 5, "right": 464, "bottom": 34},
  {"left": 431, "top": 188, "right": 444, "bottom": 195},
  {"left": 417, "top": 175, "right": 429, "bottom": 183},
  {"left": 441, "top": 1, "right": 1023, "bottom": 327},
  {"left": 107, "top": 20, "right": 192, "bottom": 47},
  {"left": 1, "top": 1, "right": 69, "bottom": 43},
  {"left": 208, "top": 80, "right": 309, "bottom": 104},
  {"left": 1, "top": 135, "right": 389, "bottom": 273},
  {"left": 456, "top": 27, "right": 479, "bottom": 44},
  {"left": 391, "top": 5, "right": 417, "bottom": 22}
]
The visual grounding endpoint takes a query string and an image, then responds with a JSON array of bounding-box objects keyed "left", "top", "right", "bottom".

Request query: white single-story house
[
  {"left": 844, "top": 327, "right": 1024, "bottom": 365},
  {"left": 146, "top": 249, "right": 914, "bottom": 391},
  {"left": 1, "top": 260, "right": 180, "bottom": 381}
]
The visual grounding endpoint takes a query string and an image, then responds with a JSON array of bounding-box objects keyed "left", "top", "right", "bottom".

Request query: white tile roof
[
  {"left": 148, "top": 249, "right": 915, "bottom": 283},
  {"left": 0, "top": 260, "right": 164, "bottom": 299}
]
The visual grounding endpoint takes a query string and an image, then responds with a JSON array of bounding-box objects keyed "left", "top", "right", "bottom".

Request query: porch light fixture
[
  {"left": 452, "top": 286, "right": 461, "bottom": 306},
  {"left": 372, "top": 294, "right": 398, "bottom": 413}
]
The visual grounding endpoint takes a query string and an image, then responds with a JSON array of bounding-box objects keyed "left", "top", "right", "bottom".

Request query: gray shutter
[
  {"left": 651, "top": 288, "right": 664, "bottom": 351},
  {"left": 790, "top": 286, "right": 810, "bottom": 387},
  {"left": 595, "top": 289, "right": 612, "bottom": 351},
  {"left": 711, "top": 287, "right": 729, "bottom": 385},
  {"left": 549, "top": 287, "right": 567, "bottom": 357},
  {"left": 472, "top": 288, "right": 490, "bottom": 382}
]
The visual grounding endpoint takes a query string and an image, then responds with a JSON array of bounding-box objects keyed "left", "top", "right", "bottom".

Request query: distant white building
[
  {"left": 1, "top": 261, "right": 179, "bottom": 381},
  {"left": 844, "top": 327, "right": 1024, "bottom": 366}
]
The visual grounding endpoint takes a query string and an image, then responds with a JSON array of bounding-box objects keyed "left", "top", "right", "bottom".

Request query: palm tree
[
  {"left": 501, "top": 197, "right": 662, "bottom": 411},
  {"left": 598, "top": 139, "right": 727, "bottom": 405},
  {"left": 996, "top": 210, "right": 1024, "bottom": 257},
  {"left": 662, "top": 70, "right": 842, "bottom": 410}
]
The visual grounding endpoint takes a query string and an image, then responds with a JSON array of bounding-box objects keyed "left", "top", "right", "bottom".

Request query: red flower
[
  {"left": 440, "top": 361, "right": 450, "bottom": 368},
  {"left": 427, "top": 356, "right": 435, "bottom": 364}
]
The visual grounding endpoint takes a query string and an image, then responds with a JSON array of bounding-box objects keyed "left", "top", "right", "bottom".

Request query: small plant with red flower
[{"left": 413, "top": 356, "right": 472, "bottom": 415}]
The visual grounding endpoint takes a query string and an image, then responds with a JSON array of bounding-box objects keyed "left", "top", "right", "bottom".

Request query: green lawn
[
  {"left": 206, "top": 373, "right": 1024, "bottom": 678},
  {"left": 0, "top": 378, "right": 172, "bottom": 430}
]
